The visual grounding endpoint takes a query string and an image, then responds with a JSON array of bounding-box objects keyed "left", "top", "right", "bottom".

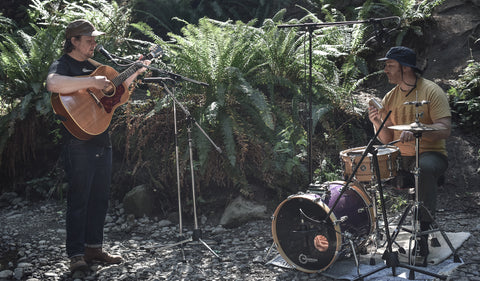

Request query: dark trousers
[
  {"left": 63, "top": 139, "right": 112, "bottom": 258},
  {"left": 397, "top": 151, "right": 448, "bottom": 223}
]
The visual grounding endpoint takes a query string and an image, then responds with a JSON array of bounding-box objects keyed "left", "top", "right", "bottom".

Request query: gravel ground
[{"left": 0, "top": 188, "right": 479, "bottom": 281}]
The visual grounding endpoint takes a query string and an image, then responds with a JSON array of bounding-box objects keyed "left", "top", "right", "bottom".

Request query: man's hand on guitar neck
[{"left": 124, "top": 59, "right": 151, "bottom": 87}]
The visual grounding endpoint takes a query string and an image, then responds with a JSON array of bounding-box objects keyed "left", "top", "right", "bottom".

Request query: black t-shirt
[{"left": 48, "top": 54, "right": 111, "bottom": 147}]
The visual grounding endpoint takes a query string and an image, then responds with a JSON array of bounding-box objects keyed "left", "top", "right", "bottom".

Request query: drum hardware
[
  {"left": 271, "top": 181, "right": 375, "bottom": 273},
  {"left": 356, "top": 104, "right": 461, "bottom": 280},
  {"left": 334, "top": 216, "right": 348, "bottom": 225},
  {"left": 346, "top": 110, "right": 426, "bottom": 280},
  {"left": 377, "top": 127, "right": 461, "bottom": 280},
  {"left": 269, "top": 111, "right": 393, "bottom": 273}
]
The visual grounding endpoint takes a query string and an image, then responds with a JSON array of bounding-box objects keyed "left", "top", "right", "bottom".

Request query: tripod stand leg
[
  {"left": 348, "top": 238, "right": 361, "bottom": 277},
  {"left": 198, "top": 238, "right": 220, "bottom": 258},
  {"left": 264, "top": 242, "right": 276, "bottom": 262},
  {"left": 389, "top": 203, "right": 413, "bottom": 250},
  {"left": 422, "top": 210, "right": 462, "bottom": 263},
  {"left": 435, "top": 227, "right": 461, "bottom": 262},
  {"left": 156, "top": 237, "right": 194, "bottom": 252},
  {"left": 158, "top": 85, "right": 221, "bottom": 261}
]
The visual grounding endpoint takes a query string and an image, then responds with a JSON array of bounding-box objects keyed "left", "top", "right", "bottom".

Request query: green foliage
[
  {"left": 448, "top": 60, "right": 480, "bottom": 134},
  {"left": 129, "top": 6, "right": 381, "bottom": 193},
  {"left": 0, "top": 0, "right": 143, "bottom": 191},
  {"left": 154, "top": 17, "right": 283, "bottom": 187},
  {"left": 1, "top": 0, "right": 461, "bottom": 207},
  {"left": 0, "top": 23, "right": 62, "bottom": 171},
  {"left": 29, "top": 0, "right": 145, "bottom": 56},
  {"left": 130, "top": 0, "right": 297, "bottom": 38}
]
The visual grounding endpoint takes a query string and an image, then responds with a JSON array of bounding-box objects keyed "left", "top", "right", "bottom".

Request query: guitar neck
[
  {"left": 110, "top": 45, "right": 163, "bottom": 87},
  {"left": 111, "top": 62, "right": 143, "bottom": 87}
]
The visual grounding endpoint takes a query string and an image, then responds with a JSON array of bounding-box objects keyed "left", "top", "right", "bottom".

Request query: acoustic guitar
[{"left": 51, "top": 46, "right": 162, "bottom": 140}]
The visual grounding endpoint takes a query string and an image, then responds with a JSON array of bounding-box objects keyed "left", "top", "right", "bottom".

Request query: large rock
[
  {"left": 427, "top": 0, "right": 480, "bottom": 80},
  {"left": 122, "top": 185, "right": 156, "bottom": 218},
  {"left": 219, "top": 196, "right": 268, "bottom": 228}
]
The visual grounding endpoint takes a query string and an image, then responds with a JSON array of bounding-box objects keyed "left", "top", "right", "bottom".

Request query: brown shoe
[
  {"left": 84, "top": 247, "right": 123, "bottom": 264},
  {"left": 70, "top": 256, "right": 88, "bottom": 272}
]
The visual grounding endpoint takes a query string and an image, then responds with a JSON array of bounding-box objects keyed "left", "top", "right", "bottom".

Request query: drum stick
[{"left": 387, "top": 139, "right": 400, "bottom": 145}]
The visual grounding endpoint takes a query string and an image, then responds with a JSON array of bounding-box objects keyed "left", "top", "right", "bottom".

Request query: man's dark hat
[
  {"left": 378, "top": 46, "right": 420, "bottom": 72},
  {"left": 65, "top": 19, "right": 105, "bottom": 39}
]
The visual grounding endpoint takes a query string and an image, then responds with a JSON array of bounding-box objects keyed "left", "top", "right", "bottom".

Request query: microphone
[
  {"left": 365, "top": 17, "right": 400, "bottom": 47},
  {"left": 365, "top": 21, "right": 389, "bottom": 46},
  {"left": 95, "top": 44, "right": 114, "bottom": 61}
]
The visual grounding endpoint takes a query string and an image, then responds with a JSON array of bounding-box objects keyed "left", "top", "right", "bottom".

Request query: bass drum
[{"left": 271, "top": 181, "right": 375, "bottom": 273}]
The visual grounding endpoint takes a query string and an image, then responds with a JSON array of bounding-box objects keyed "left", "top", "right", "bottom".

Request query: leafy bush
[
  {"left": 448, "top": 59, "right": 480, "bottom": 134},
  {"left": 129, "top": 0, "right": 298, "bottom": 39}
]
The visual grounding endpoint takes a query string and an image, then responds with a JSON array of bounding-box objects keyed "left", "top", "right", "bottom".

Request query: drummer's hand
[
  {"left": 400, "top": 131, "right": 415, "bottom": 143},
  {"left": 368, "top": 105, "right": 381, "bottom": 124}
]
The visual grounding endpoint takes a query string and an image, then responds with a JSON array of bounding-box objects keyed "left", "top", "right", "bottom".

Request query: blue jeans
[
  {"left": 63, "top": 139, "right": 112, "bottom": 258},
  {"left": 398, "top": 151, "right": 448, "bottom": 222}
]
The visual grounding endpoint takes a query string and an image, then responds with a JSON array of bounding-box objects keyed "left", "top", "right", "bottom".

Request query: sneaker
[
  {"left": 84, "top": 247, "right": 123, "bottom": 264},
  {"left": 70, "top": 256, "right": 88, "bottom": 272}
]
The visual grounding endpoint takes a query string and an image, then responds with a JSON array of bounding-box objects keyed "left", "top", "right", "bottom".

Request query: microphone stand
[
  {"left": 98, "top": 52, "right": 219, "bottom": 258},
  {"left": 142, "top": 73, "right": 220, "bottom": 259},
  {"left": 109, "top": 53, "right": 210, "bottom": 87},
  {"left": 135, "top": 58, "right": 222, "bottom": 262},
  {"left": 102, "top": 53, "right": 220, "bottom": 258}
]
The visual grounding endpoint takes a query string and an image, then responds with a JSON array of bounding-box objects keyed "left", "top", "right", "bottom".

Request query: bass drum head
[{"left": 271, "top": 193, "right": 342, "bottom": 273}]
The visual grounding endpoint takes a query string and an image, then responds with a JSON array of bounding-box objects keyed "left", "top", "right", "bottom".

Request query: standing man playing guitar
[{"left": 46, "top": 19, "right": 150, "bottom": 273}]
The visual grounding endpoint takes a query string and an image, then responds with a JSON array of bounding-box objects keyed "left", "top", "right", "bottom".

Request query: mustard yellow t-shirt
[{"left": 382, "top": 77, "right": 451, "bottom": 156}]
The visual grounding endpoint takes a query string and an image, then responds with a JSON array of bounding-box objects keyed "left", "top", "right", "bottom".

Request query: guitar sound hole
[{"left": 103, "top": 85, "right": 116, "bottom": 97}]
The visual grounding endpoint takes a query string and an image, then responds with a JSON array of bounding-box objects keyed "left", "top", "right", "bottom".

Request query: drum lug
[
  {"left": 349, "top": 156, "right": 359, "bottom": 181},
  {"left": 369, "top": 155, "right": 374, "bottom": 175},
  {"left": 334, "top": 215, "right": 348, "bottom": 225},
  {"left": 388, "top": 154, "right": 393, "bottom": 177}
]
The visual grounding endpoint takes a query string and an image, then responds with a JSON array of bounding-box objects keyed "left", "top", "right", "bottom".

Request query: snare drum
[
  {"left": 271, "top": 181, "right": 375, "bottom": 273},
  {"left": 340, "top": 145, "right": 399, "bottom": 182}
]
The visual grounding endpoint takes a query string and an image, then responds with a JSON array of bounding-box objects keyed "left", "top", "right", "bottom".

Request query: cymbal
[{"left": 388, "top": 122, "right": 444, "bottom": 132}]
